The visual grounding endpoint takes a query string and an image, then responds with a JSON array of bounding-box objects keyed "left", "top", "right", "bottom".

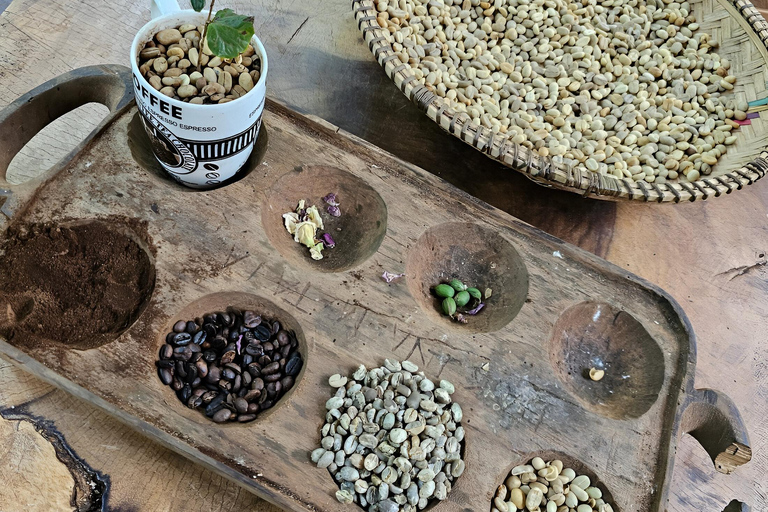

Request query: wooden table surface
[{"left": 0, "top": 1, "right": 765, "bottom": 511}]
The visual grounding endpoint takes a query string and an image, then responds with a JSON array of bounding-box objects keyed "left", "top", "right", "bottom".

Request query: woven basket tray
[{"left": 353, "top": 0, "right": 768, "bottom": 202}]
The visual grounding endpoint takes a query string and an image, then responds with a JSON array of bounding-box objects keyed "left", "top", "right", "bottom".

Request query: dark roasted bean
[
  {"left": 262, "top": 361, "right": 280, "bottom": 375},
  {"left": 247, "top": 403, "right": 259, "bottom": 413},
  {"left": 202, "top": 391, "right": 218, "bottom": 403},
  {"left": 280, "top": 345, "right": 291, "bottom": 358},
  {"left": 224, "top": 362, "right": 241, "bottom": 374},
  {"left": 158, "top": 368, "right": 173, "bottom": 385},
  {"left": 176, "top": 360, "right": 187, "bottom": 379},
  {"left": 172, "top": 378, "right": 184, "bottom": 391},
  {"left": 173, "top": 320, "right": 187, "bottom": 333},
  {"left": 173, "top": 332, "right": 192, "bottom": 346},
  {"left": 262, "top": 342, "right": 274, "bottom": 352},
  {"left": 220, "top": 349, "right": 236, "bottom": 365},
  {"left": 157, "top": 359, "right": 174, "bottom": 369},
  {"left": 203, "top": 350, "right": 217, "bottom": 363},
  {"left": 166, "top": 332, "right": 176, "bottom": 344},
  {"left": 258, "top": 355, "right": 272, "bottom": 366},
  {"left": 186, "top": 364, "right": 198, "bottom": 383},
  {"left": 234, "top": 397, "right": 249, "bottom": 413},
  {"left": 271, "top": 321, "right": 281, "bottom": 335},
  {"left": 212, "top": 408, "right": 232, "bottom": 423},
  {"left": 265, "top": 373, "right": 282, "bottom": 383},
  {"left": 188, "top": 343, "right": 201, "bottom": 353},
  {"left": 218, "top": 380, "right": 232, "bottom": 391},
  {"left": 196, "top": 359, "right": 208, "bottom": 378},
  {"left": 233, "top": 375, "right": 241, "bottom": 393},
  {"left": 280, "top": 375, "right": 294, "bottom": 390},
  {"left": 205, "top": 392, "right": 226, "bottom": 415},
  {"left": 179, "top": 383, "right": 192, "bottom": 402},
  {"left": 255, "top": 325, "right": 271, "bottom": 341},
  {"left": 242, "top": 371, "right": 252, "bottom": 386},
  {"left": 242, "top": 354, "right": 253, "bottom": 367},
  {"left": 187, "top": 396, "right": 203, "bottom": 408},
  {"left": 244, "top": 389, "right": 261, "bottom": 402},
  {"left": 251, "top": 378, "right": 264, "bottom": 391},
  {"left": 243, "top": 311, "right": 261, "bottom": 328},
  {"left": 237, "top": 414, "right": 257, "bottom": 422},
  {"left": 228, "top": 329, "right": 240, "bottom": 342},
  {"left": 191, "top": 377, "right": 201, "bottom": 387},
  {"left": 206, "top": 365, "right": 221, "bottom": 383},
  {"left": 266, "top": 382, "right": 277, "bottom": 397},
  {"left": 285, "top": 354, "right": 302, "bottom": 376},
  {"left": 245, "top": 343, "right": 263, "bottom": 357},
  {"left": 261, "top": 400, "right": 273, "bottom": 410},
  {"left": 222, "top": 368, "right": 236, "bottom": 380},
  {"left": 277, "top": 330, "right": 290, "bottom": 346},
  {"left": 192, "top": 387, "right": 206, "bottom": 398},
  {"left": 193, "top": 331, "right": 207, "bottom": 345},
  {"left": 185, "top": 320, "right": 198, "bottom": 333}
]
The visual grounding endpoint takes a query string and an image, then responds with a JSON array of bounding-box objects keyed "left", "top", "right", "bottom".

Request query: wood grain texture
[
  {"left": 0, "top": 95, "right": 740, "bottom": 512},
  {"left": 0, "top": 0, "right": 765, "bottom": 511}
]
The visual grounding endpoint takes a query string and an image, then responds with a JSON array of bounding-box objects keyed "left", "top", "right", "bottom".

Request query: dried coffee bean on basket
[{"left": 156, "top": 309, "right": 302, "bottom": 423}]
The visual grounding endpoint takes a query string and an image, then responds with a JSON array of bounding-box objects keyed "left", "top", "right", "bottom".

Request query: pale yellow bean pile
[{"left": 375, "top": 0, "right": 745, "bottom": 183}]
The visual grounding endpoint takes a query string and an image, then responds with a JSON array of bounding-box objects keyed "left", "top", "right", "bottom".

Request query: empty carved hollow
[
  {"left": 156, "top": 292, "right": 308, "bottom": 425},
  {"left": 0, "top": 219, "right": 155, "bottom": 350},
  {"left": 493, "top": 451, "right": 620, "bottom": 512},
  {"left": 405, "top": 222, "right": 528, "bottom": 333},
  {"left": 261, "top": 165, "right": 387, "bottom": 272},
  {"left": 548, "top": 302, "right": 664, "bottom": 420}
]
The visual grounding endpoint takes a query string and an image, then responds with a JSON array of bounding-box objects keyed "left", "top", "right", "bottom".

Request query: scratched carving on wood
[{"left": 0, "top": 83, "right": 751, "bottom": 512}]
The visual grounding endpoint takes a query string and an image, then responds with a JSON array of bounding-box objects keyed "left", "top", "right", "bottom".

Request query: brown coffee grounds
[{"left": 0, "top": 220, "right": 155, "bottom": 350}]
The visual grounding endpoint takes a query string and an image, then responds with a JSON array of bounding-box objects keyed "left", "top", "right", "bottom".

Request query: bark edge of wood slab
[{"left": 0, "top": 66, "right": 753, "bottom": 512}]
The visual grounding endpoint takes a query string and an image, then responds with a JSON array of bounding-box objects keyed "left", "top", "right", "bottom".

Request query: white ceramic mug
[{"left": 131, "top": 0, "right": 267, "bottom": 188}]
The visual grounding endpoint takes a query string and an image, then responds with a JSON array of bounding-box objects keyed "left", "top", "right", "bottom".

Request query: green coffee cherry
[
  {"left": 454, "top": 290, "right": 470, "bottom": 307},
  {"left": 449, "top": 279, "right": 467, "bottom": 292},
  {"left": 442, "top": 297, "right": 457, "bottom": 316},
  {"left": 434, "top": 284, "right": 455, "bottom": 298},
  {"left": 467, "top": 287, "right": 482, "bottom": 300}
]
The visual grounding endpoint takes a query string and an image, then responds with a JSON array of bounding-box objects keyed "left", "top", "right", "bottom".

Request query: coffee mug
[{"left": 131, "top": 0, "right": 268, "bottom": 188}]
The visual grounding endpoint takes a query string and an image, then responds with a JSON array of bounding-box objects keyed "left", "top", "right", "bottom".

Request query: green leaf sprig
[{"left": 190, "top": 1, "right": 255, "bottom": 61}]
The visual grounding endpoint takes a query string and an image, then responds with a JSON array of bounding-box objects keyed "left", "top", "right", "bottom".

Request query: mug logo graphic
[{"left": 137, "top": 101, "right": 198, "bottom": 174}]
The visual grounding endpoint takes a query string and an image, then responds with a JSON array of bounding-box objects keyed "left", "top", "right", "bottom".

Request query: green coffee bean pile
[{"left": 433, "top": 278, "right": 487, "bottom": 323}]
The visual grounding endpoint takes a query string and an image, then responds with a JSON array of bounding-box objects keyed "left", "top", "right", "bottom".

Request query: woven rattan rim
[{"left": 352, "top": 0, "right": 768, "bottom": 202}]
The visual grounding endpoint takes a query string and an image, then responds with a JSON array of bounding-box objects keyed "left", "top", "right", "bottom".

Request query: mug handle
[{"left": 151, "top": 0, "right": 181, "bottom": 19}]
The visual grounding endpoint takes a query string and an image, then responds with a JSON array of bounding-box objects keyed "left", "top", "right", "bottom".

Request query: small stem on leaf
[{"left": 198, "top": 0, "right": 216, "bottom": 72}]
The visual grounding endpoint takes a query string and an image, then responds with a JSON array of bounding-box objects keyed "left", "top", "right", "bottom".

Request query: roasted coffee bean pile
[{"left": 156, "top": 309, "right": 302, "bottom": 423}]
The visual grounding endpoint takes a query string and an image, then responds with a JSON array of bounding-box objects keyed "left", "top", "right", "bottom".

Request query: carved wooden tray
[{"left": 0, "top": 66, "right": 752, "bottom": 512}]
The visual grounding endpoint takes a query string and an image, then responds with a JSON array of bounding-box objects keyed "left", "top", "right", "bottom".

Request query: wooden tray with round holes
[{"left": 0, "top": 66, "right": 753, "bottom": 512}]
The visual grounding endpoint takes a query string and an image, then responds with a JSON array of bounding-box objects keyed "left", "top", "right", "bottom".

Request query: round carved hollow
[
  {"left": 0, "top": 218, "right": 155, "bottom": 350},
  {"left": 405, "top": 222, "right": 528, "bottom": 333},
  {"left": 492, "top": 451, "right": 620, "bottom": 512},
  {"left": 548, "top": 302, "right": 665, "bottom": 420},
  {"left": 155, "top": 291, "right": 308, "bottom": 425},
  {"left": 262, "top": 165, "right": 387, "bottom": 272}
]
